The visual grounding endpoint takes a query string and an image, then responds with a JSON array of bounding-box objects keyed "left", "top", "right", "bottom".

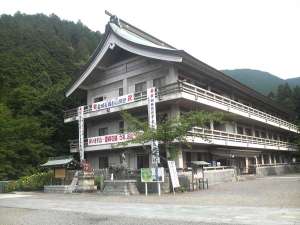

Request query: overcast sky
[{"left": 2, "top": 0, "right": 300, "bottom": 79}]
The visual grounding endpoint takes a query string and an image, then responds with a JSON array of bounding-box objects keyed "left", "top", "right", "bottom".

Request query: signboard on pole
[
  {"left": 168, "top": 161, "right": 180, "bottom": 189},
  {"left": 141, "top": 168, "right": 164, "bottom": 183},
  {"left": 91, "top": 93, "right": 134, "bottom": 112},
  {"left": 147, "top": 87, "right": 160, "bottom": 164},
  {"left": 78, "top": 106, "right": 84, "bottom": 161}
]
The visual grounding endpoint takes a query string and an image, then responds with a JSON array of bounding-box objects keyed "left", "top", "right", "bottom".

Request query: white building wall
[{"left": 88, "top": 80, "right": 123, "bottom": 105}]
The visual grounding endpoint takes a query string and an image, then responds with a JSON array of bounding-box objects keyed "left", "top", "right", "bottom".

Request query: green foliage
[
  {"left": 3, "top": 171, "right": 53, "bottom": 192},
  {"left": 121, "top": 110, "right": 224, "bottom": 160},
  {"left": 0, "top": 13, "right": 101, "bottom": 180},
  {"left": 223, "top": 69, "right": 300, "bottom": 95},
  {"left": 269, "top": 83, "right": 300, "bottom": 147},
  {"left": 16, "top": 171, "right": 53, "bottom": 191},
  {"left": 94, "top": 175, "right": 104, "bottom": 191}
]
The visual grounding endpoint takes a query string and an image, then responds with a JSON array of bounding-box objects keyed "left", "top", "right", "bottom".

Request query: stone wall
[
  {"left": 255, "top": 164, "right": 300, "bottom": 177},
  {"left": 204, "top": 169, "right": 236, "bottom": 185}
]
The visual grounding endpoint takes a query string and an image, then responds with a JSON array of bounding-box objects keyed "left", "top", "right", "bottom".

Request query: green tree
[
  {"left": 0, "top": 13, "right": 101, "bottom": 179},
  {"left": 120, "top": 110, "right": 224, "bottom": 161}
]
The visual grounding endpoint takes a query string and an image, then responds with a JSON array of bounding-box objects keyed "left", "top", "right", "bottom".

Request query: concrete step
[{"left": 237, "top": 174, "right": 256, "bottom": 181}]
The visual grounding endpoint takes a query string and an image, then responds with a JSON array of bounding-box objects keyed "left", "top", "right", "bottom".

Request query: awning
[{"left": 40, "top": 156, "right": 77, "bottom": 168}]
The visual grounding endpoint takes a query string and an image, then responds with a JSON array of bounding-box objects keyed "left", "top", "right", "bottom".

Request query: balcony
[
  {"left": 64, "top": 80, "right": 298, "bottom": 133},
  {"left": 69, "top": 128, "right": 297, "bottom": 153},
  {"left": 188, "top": 127, "right": 297, "bottom": 152}
]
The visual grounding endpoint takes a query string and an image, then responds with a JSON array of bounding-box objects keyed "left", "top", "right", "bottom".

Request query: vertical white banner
[
  {"left": 78, "top": 106, "right": 84, "bottom": 161},
  {"left": 167, "top": 161, "right": 180, "bottom": 189},
  {"left": 147, "top": 87, "right": 160, "bottom": 164}
]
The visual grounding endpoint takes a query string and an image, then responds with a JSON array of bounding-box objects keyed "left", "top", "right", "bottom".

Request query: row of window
[
  {"left": 236, "top": 125, "right": 287, "bottom": 141},
  {"left": 98, "top": 121, "right": 124, "bottom": 136},
  {"left": 93, "top": 77, "right": 165, "bottom": 103}
]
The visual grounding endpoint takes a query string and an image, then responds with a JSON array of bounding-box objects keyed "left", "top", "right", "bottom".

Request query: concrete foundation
[
  {"left": 44, "top": 185, "right": 73, "bottom": 193},
  {"left": 255, "top": 164, "right": 300, "bottom": 177}
]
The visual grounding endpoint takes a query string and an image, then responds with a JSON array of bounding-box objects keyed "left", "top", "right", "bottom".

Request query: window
[
  {"left": 261, "top": 132, "right": 266, "bottom": 138},
  {"left": 237, "top": 126, "right": 244, "bottom": 135},
  {"left": 153, "top": 77, "right": 165, "bottom": 89},
  {"left": 255, "top": 130, "right": 260, "bottom": 137},
  {"left": 214, "top": 121, "right": 226, "bottom": 131},
  {"left": 186, "top": 152, "right": 192, "bottom": 167},
  {"left": 245, "top": 128, "right": 252, "bottom": 136},
  {"left": 197, "top": 153, "right": 202, "bottom": 161},
  {"left": 119, "top": 88, "right": 123, "bottom": 96},
  {"left": 99, "top": 156, "right": 109, "bottom": 169},
  {"left": 135, "top": 81, "right": 147, "bottom": 93},
  {"left": 119, "top": 121, "right": 124, "bottom": 133},
  {"left": 94, "top": 96, "right": 105, "bottom": 103},
  {"left": 98, "top": 127, "right": 108, "bottom": 136},
  {"left": 137, "top": 154, "right": 149, "bottom": 169}
]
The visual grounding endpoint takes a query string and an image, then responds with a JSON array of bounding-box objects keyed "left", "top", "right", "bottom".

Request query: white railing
[
  {"left": 69, "top": 127, "right": 297, "bottom": 151},
  {"left": 189, "top": 127, "right": 297, "bottom": 151},
  {"left": 179, "top": 81, "right": 298, "bottom": 132},
  {"left": 64, "top": 80, "right": 298, "bottom": 132}
]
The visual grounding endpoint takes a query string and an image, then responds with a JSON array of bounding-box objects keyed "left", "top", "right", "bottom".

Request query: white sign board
[
  {"left": 92, "top": 93, "right": 134, "bottom": 111},
  {"left": 78, "top": 106, "right": 84, "bottom": 161},
  {"left": 87, "top": 132, "right": 135, "bottom": 146},
  {"left": 147, "top": 87, "right": 160, "bottom": 164},
  {"left": 168, "top": 161, "right": 180, "bottom": 188}
]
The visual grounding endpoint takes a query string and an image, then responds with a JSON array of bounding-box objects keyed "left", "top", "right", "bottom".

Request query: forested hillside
[
  {"left": 0, "top": 13, "right": 101, "bottom": 180},
  {"left": 222, "top": 69, "right": 300, "bottom": 95}
]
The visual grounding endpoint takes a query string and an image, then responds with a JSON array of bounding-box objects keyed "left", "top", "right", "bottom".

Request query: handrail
[
  {"left": 178, "top": 81, "right": 298, "bottom": 131},
  {"left": 64, "top": 80, "right": 298, "bottom": 132},
  {"left": 69, "top": 127, "right": 297, "bottom": 151},
  {"left": 189, "top": 127, "right": 297, "bottom": 150}
]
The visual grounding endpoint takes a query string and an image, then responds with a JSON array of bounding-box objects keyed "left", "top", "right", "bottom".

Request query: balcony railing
[
  {"left": 69, "top": 127, "right": 297, "bottom": 152},
  {"left": 64, "top": 80, "right": 298, "bottom": 133},
  {"left": 177, "top": 81, "right": 298, "bottom": 132},
  {"left": 188, "top": 127, "right": 297, "bottom": 151}
]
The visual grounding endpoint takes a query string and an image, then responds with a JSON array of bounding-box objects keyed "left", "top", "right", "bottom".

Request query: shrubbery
[{"left": 3, "top": 171, "right": 53, "bottom": 192}]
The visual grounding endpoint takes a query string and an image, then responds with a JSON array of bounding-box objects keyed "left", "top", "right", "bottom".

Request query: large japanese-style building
[{"left": 64, "top": 14, "right": 298, "bottom": 174}]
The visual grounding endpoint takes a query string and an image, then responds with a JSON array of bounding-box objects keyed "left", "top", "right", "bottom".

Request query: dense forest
[
  {"left": 0, "top": 13, "right": 299, "bottom": 181},
  {"left": 0, "top": 13, "right": 101, "bottom": 180},
  {"left": 223, "top": 69, "right": 300, "bottom": 95}
]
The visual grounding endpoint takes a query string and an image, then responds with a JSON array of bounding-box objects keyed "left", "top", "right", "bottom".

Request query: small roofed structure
[
  {"left": 41, "top": 156, "right": 79, "bottom": 186},
  {"left": 41, "top": 156, "right": 78, "bottom": 169},
  {"left": 190, "top": 161, "right": 210, "bottom": 190}
]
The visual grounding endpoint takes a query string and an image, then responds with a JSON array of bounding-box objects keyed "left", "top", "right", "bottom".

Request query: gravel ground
[
  {"left": 0, "top": 174, "right": 299, "bottom": 225},
  {"left": 0, "top": 207, "right": 241, "bottom": 225}
]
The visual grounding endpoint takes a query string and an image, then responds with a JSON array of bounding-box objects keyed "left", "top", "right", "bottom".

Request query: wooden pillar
[
  {"left": 245, "top": 157, "right": 249, "bottom": 173},
  {"left": 175, "top": 150, "right": 184, "bottom": 169},
  {"left": 123, "top": 78, "right": 128, "bottom": 95},
  {"left": 269, "top": 154, "right": 272, "bottom": 164},
  {"left": 261, "top": 155, "right": 264, "bottom": 165},
  {"left": 273, "top": 155, "right": 277, "bottom": 165},
  {"left": 210, "top": 120, "right": 214, "bottom": 130},
  {"left": 254, "top": 156, "right": 258, "bottom": 165}
]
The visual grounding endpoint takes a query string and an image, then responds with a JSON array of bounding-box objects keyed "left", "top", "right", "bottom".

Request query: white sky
[{"left": 1, "top": 0, "right": 300, "bottom": 79}]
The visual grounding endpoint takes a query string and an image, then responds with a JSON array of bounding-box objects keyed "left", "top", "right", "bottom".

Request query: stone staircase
[{"left": 103, "top": 180, "right": 139, "bottom": 195}]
